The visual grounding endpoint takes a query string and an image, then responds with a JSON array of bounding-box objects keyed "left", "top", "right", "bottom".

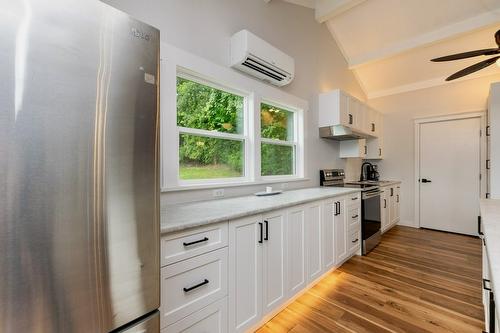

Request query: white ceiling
[{"left": 281, "top": 0, "right": 500, "bottom": 99}]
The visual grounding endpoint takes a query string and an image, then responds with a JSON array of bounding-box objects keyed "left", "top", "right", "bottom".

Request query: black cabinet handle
[
  {"left": 384, "top": 199, "right": 387, "bottom": 208},
  {"left": 478, "top": 216, "right": 484, "bottom": 236},
  {"left": 337, "top": 202, "right": 341, "bottom": 215},
  {"left": 333, "top": 202, "right": 338, "bottom": 216},
  {"left": 379, "top": 148, "right": 382, "bottom": 156},
  {"left": 264, "top": 220, "right": 269, "bottom": 241},
  {"left": 484, "top": 278, "right": 492, "bottom": 291},
  {"left": 183, "top": 279, "right": 209, "bottom": 292},
  {"left": 487, "top": 125, "right": 491, "bottom": 136},
  {"left": 390, "top": 188, "right": 394, "bottom": 196},
  {"left": 371, "top": 123, "right": 375, "bottom": 132},
  {"left": 364, "top": 145, "right": 367, "bottom": 155},
  {"left": 351, "top": 196, "right": 358, "bottom": 201},
  {"left": 183, "top": 237, "right": 209, "bottom": 247},
  {"left": 349, "top": 114, "right": 353, "bottom": 125},
  {"left": 258, "top": 222, "right": 263, "bottom": 243},
  {"left": 352, "top": 214, "right": 359, "bottom": 219},
  {"left": 352, "top": 238, "right": 359, "bottom": 243},
  {"left": 489, "top": 291, "right": 496, "bottom": 333},
  {"left": 420, "top": 178, "right": 432, "bottom": 183},
  {"left": 396, "top": 195, "right": 399, "bottom": 203}
]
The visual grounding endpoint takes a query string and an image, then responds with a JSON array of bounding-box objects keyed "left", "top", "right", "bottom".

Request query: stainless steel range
[{"left": 320, "top": 169, "right": 382, "bottom": 254}]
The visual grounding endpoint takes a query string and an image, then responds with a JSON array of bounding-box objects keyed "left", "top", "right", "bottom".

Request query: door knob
[{"left": 420, "top": 178, "right": 432, "bottom": 183}]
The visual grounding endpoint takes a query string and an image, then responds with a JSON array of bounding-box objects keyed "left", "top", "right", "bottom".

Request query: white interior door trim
[{"left": 414, "top": 111, "right": 486, "bottom": 229}]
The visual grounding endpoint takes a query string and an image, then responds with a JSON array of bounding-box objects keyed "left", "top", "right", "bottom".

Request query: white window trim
[
  {"left": 161, "top": 43, "right": 307, "bottom": 191},
  {"left": 259, "top": 99, "right": 303, "bottom": 180}
]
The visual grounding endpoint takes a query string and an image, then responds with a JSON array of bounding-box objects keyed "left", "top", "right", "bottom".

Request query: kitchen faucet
[{"left": 360, "top": 162, "right": 373, "bottom": 181}]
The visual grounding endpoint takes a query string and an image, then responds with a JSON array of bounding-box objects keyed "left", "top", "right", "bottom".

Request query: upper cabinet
[{"left": 319, "top": 89, "right": 384, "bottom": 159}]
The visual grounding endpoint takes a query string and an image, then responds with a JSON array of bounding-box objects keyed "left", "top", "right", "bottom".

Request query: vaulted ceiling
[{"left": 282, "top": 0, "right": 500, "bottom": 99}]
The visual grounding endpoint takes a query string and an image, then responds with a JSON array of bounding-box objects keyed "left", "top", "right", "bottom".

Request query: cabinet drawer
[
  {"left": 161, "top": 222, "right": 228, "bottom": 266},
  {"left": 161, "top": 248, "right": 228, "bottom": 328},
  {"left": 348, "top": 229, "right": 360, "bottom": 253},
  {"left": 347, "top": 192, "right": 361, "bottom": 207},
  {"left": 348, "top": 207, "right": 360, "bottom": 228},
  {"left": 162, "top": 297, "right": 228, "bottom": 333}
]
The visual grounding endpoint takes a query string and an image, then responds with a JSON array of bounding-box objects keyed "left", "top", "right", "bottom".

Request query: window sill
[{"left": 161, "top": 177, "right": 310, "bottom": 192}]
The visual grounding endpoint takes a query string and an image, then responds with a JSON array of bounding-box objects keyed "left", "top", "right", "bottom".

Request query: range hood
[{"left": 319, "top": 125, "right": 371, "bottom": 141}]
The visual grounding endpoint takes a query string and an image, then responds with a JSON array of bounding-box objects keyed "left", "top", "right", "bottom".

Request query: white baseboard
[{"left": 397, "top": 219, "right": 417, "bottom": 228}]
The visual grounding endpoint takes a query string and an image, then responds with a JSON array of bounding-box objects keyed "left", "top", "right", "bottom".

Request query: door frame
[{"left": 414, "top": 111, "right": 487, "bottom": 228}]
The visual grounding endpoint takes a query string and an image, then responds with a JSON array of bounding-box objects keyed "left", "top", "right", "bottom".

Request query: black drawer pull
[
  {"left": 258, "top": 222, "right": 263, "bottom": 243},
  {"left": 183, "top": 279, "right": 209, "bottom": 292},
  {"left": 483, "top": 278, "right": 492, "bottom": 291},
  {"left": 352, "top": 215, "right": 359, "bottom": 219},
  {"left": 183, "top": 237, "right": 209, "bottom": 247},
  {"left": 351, "top": 197, "right": 358, "bottom": 200},
  {"left": 352, "top": 238, "right": 359, "bottom": 243},
  {"left": 478, "top": 216, "right": 484, "bottom": 236},
  {"left": 264, "top": 220, "right": 269, "bottom": 241}
]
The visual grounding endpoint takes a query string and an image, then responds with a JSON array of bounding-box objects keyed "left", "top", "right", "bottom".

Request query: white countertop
[
  {"left": 480, "top": 199, "right": 500, "bottom": 317},
  {"left": 161, "top": 187, "right": 361, "bottom": 234}
]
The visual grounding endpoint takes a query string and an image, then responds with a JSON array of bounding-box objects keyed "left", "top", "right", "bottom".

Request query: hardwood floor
[{"left": 256, "top": 226, "right": 484, "bottom": 333}]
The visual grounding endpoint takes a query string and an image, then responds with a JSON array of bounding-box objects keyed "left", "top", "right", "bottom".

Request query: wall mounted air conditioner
[{"left": 230, "top": 30, "right": 295, "bottom": 87}]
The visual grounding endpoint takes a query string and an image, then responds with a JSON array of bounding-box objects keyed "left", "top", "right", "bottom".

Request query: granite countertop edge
[{"left": 161, "top": 187, "right": 363, "bottom": 234}]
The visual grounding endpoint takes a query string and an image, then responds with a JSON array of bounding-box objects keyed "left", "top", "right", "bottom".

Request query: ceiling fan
[{"left": 431, "top": 29, "right": 500, "bottom": 81}]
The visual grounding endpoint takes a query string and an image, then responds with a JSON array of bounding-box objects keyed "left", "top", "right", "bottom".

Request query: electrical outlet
[
  {"left": 281, "top": 183, "right": 288, "bottom": 190},
  {"left": 213, "top": 189, "right": 225, "bottom": 197}
]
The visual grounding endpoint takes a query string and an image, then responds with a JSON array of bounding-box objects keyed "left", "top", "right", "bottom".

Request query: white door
[
  {"left": 287, "top": 206, "right": 306, "bottom": 297},
  {"left": 335, "top": 198, "right": 348, "bottom": 265},
  {"left": 228, "top": 215, "right": 262, "bottom": 333},
  {"left": 322, "top": 199, "right": 335, "bottom": 270},
  {"left": 262, "top": 210, "right": 287, "bottom": 314},
  {"left": 305, "top": 202, "right": 323, "bottom": 282},
  {"left": 419, "top": 117, "right": 481, "bottom": 235}
]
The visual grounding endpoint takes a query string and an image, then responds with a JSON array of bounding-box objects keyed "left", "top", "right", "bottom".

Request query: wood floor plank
[{"left": 256, "top": 226, "right": 484, "bottom": 332}]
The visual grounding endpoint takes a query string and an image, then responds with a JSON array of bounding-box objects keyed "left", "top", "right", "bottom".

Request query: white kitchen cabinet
[
  {"left": 365, "top": 137, "right": 384, "bottom": 159},
  {"left": 318, "top": 89, "right": 383, "bottom": 139},
  {"left": 287, "top": 205, "right": 307, "bottom": 297},
  {"left": 380, "top": 188, "right": 390, "bottom": 233},
  {"left": 163, "top": 297, "right": 228, "bottom": 333},
  {"left": 381, "top": 184, "right": 401, "bottom": 233},
  {"left": 322, "top": 199, "right": 336, "bottom": 271},
  {"left": 305, "top": 202, "right": 323, "bottom": 282},
  {"left": 228, "top": 215, "right": 263, "bottom": 333},
  {"left": 340, "top": 139, "right": 367, "bottom": 158},
  {"left": 335, "top": 197, "right": 348, "bottom": 265},
  {"left": 262, "top": 210, "right": 287, "bottom": 314}
]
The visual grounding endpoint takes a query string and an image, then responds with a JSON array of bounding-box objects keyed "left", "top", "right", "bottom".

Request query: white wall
[
  {"left": 370, "top": 74, "right": 500, "bottom": 227},
  {"left": 102, "top": 0, "right": 365, "bottom": 204}
]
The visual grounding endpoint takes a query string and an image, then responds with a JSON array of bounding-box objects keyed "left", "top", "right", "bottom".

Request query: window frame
[
  {"left": 176, "top": 71, "right": 251, "bottom": 186},
  {"left": 259, "top": 99, "right": 302, "bottom": 180}
]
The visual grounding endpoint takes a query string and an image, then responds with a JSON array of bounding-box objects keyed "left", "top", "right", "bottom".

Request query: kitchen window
[
  {"left": 176, "top": 75, "right": 248, "bottom": 182},
  {"left": 260, "top": 102, "right": 297, "bottom": 177}
]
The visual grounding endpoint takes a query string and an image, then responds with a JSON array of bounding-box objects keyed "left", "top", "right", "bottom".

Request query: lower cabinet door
[
  {"left": 262, "top": 210, "right": 288, "bottom": 313},
  {"left": 322, "top": 199, "right": 335, "bottom": 270},
  {"left": 228, "top": 215, "right": 263, "bottom": 333},
  {"left": 335, "top": 198, "right": 348, "bottom": 265},
  {"left": 162, "top": 298, "right": 228, "bottom": 333},
  {"left": 380, "top": 189, "right": 388, "bottom": 233},
  {"left": 306, "top": 202, "right": 323, "bottom": 282},
  {"left": 287, "top": 205, "right": 306, "bottom": 297}
]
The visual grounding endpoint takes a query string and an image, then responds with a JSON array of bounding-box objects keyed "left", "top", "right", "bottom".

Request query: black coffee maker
[{"left": 360, "top": 162, "right": 379, "bottom": 181}]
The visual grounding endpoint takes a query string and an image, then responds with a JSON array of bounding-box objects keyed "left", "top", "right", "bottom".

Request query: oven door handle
[{"left": 362, "top": 191, "right": 382, "bottom": 199}]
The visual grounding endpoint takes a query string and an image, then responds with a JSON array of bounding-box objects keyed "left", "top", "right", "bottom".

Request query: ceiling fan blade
[
  {"left": 446, "top": 56, "right": 500, "bottom": 81},
  {"left": 431, "top": 48, "right": 499, "bottom": 62}
]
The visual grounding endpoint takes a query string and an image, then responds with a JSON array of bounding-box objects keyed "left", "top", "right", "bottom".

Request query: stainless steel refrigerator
[{"left": 0, "top": 0, "right": 160, "bottom": 332}]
